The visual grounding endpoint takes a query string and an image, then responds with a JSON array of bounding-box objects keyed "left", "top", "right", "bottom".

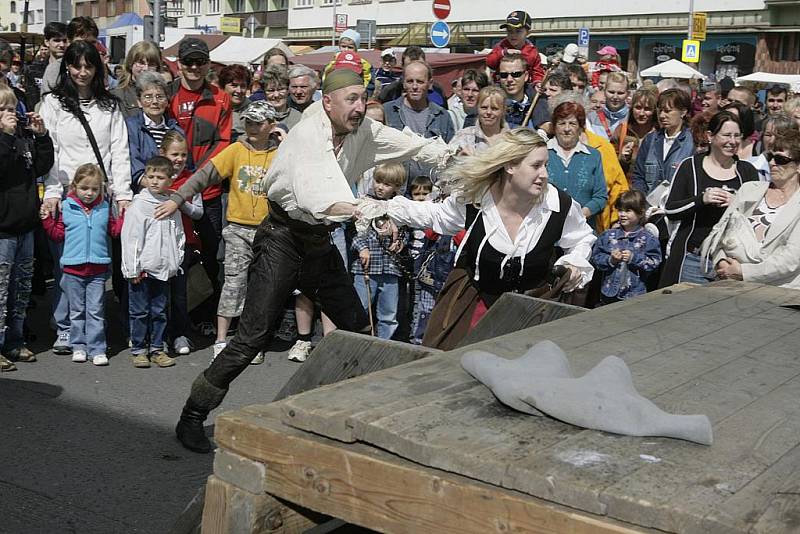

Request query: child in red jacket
[{"left": 486, "top": 11, "right": 545, "bottom": 85}]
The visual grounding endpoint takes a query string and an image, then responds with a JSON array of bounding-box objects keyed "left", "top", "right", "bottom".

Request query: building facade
[{"left": 284, "top": 0, "right": 800, "bottom": 76}]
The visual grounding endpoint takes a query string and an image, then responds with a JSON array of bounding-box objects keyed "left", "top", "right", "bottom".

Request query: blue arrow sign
[{"left": 431, "top": 20, "right": 450, "bottom": 48}]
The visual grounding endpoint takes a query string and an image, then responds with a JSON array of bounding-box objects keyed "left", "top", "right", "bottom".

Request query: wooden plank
[
  {"left": 274, "top": 331, "right": 439, "bottom": 402},
  {"left": 458, "top": 293, "right": 586, "bottom": 348},
  {"left": 280, "top": 283, "right": 761, "bottom": 440},
  {"left": 201, "top": 475, "right": 328, "bottom": 534},
  {"left": 599, "top": 374, "right": 800, "bottom": 533},
  {"left": 214, "top": 410, "right": 655, "bottom": 534},
  {"left": 702, "top": 443, "right": 800, "bottom": 533},
  {"left": 168, "top": 484, "right": 204, "bottom": 534}
]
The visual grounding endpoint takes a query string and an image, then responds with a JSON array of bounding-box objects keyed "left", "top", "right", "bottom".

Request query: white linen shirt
[
  {"left": 262, "top": 108, "right": 450, "bottom": 224},
  {"left": 386, "top": 184, "right": 597, "bottom": 287},
  {"left": 40, "top": 94, "right": 133, "bottom": 201}
]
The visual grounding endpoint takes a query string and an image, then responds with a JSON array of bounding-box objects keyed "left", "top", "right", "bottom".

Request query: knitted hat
[{"left": 340, "top": 29, "right": 361, "bottom": 49}]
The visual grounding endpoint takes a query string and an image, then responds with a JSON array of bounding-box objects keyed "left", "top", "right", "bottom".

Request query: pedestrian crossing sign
[{"left": 681, "top": 39, "right": 700, "bottom": 63}]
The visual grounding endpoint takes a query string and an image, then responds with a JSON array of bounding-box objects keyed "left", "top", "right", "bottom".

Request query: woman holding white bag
[{"left": 701, "top": 129, "right": 800, "bottom": 288}]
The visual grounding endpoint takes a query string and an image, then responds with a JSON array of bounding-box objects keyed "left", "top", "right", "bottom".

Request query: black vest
[{"left": 457, "top": 189, "right": 571, "bottom": 305}]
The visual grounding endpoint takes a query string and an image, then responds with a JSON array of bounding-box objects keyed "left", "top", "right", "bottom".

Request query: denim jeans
[
  {"left": 48, "top": 239, "right": 70, "bottom": 337},
  {"left": 353, "top": 273, "right": 399, "bottom": 340},
  {"left": 0, "top": 231, "right": 34, "bottom": 351},
  {"left": 60, "top": 272, "right": 108, "bottom": 356},
  {"left": 678, "top": 252, "right": 716, "bottom": 285},
  {"left": 128, "top": 277, "right": 169, "bottom": 354}
]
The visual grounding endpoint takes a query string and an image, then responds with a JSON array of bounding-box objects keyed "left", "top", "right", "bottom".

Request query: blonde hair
[
  {"left": 784, "top": 96, "right": 800, "bottom": 117},
  {"left": 0, "top": 85, "right": 17, "bottom": 108},
  {"left": 71, "top": 163, "right": 104, "bottom": 193},
  {"left": 477, "top": 86, "right": 508, "bottom": 126},
  {"left": 605, "top": 72, "right": 628, "bottom": 89},
  {"left": 373, "top": 163, "right": 406, "bottom": 189},
  {"left": 160, "top": 130, "right": 187, "bottom": 152},
  {"left": 444, "top": 128, "right": 546, "bottom": 203},
  {"left": 119, "top": 41, "right": 162, "bottom": 89}
]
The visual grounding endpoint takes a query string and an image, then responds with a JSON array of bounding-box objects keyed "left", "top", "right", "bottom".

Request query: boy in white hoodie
[{"left": 121, "top": 156, "right": 185, "bottom": 368}]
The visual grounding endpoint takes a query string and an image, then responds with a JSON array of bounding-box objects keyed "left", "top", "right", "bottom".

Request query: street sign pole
[
  {"left": 153, "top": 0, "right": 161, "bottom": 45},
  {"left": 687, "top": 0, "right": 694, "bottom": 39},
  {"left": 332, "top": 0, "right": 337, "bottom": 46}
]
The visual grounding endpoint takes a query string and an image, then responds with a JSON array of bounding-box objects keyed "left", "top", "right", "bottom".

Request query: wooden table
[{"left": 203, "top": 282, "right": 800, "bottom": 533}]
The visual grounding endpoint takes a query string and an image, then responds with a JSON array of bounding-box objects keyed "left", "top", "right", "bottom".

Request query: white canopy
[
  {"left": 640, "top": 59, "right": 705, "bottom": 80},
  {"left": 210, "top": 37, "right": 293, "bottom": 65},
  {"left": 736, "top": 72, "right": 800, "bottom": 92}
]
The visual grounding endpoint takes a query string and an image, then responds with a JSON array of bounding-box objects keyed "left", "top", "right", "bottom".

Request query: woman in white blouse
[
  {"left": 703, "top": 130, "right": 800, "bottom": 288},
  {"left": 39, "top": 40, "right": 132, "bottom": 354},
  {"left": 385, "top": 128, "right": 596, "bottom": 349}
]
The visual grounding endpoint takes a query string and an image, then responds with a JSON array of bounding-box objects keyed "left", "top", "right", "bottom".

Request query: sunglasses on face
[
  {"left": 183, "top": 58, "right": 209, "bottom": 67},
  {"left": 765, "top": 152, "right": 795, "bottom": 166},
  {"left": 498, "top": 71, "right": 525, "bottom": 79}
]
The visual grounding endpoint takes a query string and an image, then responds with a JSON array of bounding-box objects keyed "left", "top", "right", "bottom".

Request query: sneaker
[
  {"left": 72, "top": 350, "right": 87, "bottom": 363},
  {"left": 92, "top": 354, "right": 109, "bottom": 366},
  {"left": 132, "top": 353, "right": 151, "bottom": 368},
  {"left": 6, "top": 347, "right": 36, "bottom": 363},
  {"left": 173, "top": 336, "right": 192, "bottom": 355},
  {"left": 287, "top": 340, "right": 312, "bottom": 363},
  {"left": 211, "top": 341, "right": 227, "bottom": 362},
  {"left": 250, "top": 352, "right": 264, "bottom": 365},
  {"left": 0, "top": 355, "right": 17, "bottom": 372},
  {"left": 53, "top": 333, "right": 72, "bottom": 355},
  {"left": 150, "top": 350, "right": 176, "bottom": 368}
]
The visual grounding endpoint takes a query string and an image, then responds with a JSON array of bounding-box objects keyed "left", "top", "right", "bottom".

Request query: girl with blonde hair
[
  {"left": 383, "top": 128, "right": 596, "bottom": 349},
  {"left": 449, "top": 86, "right": 508, "bottom": 154}
]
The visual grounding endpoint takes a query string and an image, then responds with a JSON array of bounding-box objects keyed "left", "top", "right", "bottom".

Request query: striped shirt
[{"left": 143, "top": 114, "right": 168, "bottom": 148}]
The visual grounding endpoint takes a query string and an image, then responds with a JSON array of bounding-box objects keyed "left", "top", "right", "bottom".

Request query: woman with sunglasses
[
  {"left": 702, "top": 130, "right": 800, "bottom": 288},
  {"left": 659, "top": 111, "right": 759, "bottom": 287}
]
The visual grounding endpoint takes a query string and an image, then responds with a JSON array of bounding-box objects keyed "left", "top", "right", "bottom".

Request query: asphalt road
[{"left": 0, "top": 292, "right": 303, "bottom": 534}]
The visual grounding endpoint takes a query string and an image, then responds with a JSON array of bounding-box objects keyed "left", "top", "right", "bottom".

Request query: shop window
[
  {"left": 10, "top": 23, "right": 16, "bottom": 31},
  {"left": 209, "top": 0, "right": 220, "bottom": 12},
  {"left": 295, "top": 0, "right": 313, "bottom": 6},
  {"left": 189, "top": 0, "right": 201, "bottom": 13},
  {"left": 776, "top": 34, "right": 799, "bottom": 62}
]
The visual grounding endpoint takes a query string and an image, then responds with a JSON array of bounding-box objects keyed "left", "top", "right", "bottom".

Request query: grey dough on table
[{"left": 461, "top": 340, "right": 713, "bottom": 445}]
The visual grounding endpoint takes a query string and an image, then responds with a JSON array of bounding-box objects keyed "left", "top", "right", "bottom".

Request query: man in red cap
[{"left": 486, "top": 11, "right": 544, "bottom": 85}]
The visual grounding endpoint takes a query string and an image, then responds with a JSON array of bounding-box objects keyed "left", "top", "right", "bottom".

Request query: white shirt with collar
[
  {"left": 262, "top": 106, "right": 450, "bottom": 225},
  {"left": 547, "top": 136, "right": 591, "bottom": 167},
  {"left": 386, "top": 183, "right": 597, "bottom": 287}
]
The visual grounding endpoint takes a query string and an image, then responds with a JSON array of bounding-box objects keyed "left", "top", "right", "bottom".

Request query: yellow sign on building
[
  {"left": 692, "top": 13, "right": 707, "bottom": 41},
  {"left": 220, "top": 17, "right": 241, "bottom": 34}
]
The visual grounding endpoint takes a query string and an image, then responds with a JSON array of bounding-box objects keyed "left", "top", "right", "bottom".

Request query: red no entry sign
[{"left": 432, "top": 0, "right": 450, "bottom": 20}]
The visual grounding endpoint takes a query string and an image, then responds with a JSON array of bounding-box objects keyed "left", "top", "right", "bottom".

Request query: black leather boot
[{"left": 175, "top": 373, "right": 227, "bottom": 453}]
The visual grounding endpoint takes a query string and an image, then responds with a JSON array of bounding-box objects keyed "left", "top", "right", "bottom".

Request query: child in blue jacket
[{"left": 592, "top": 190, "right": 661, "bottom": 304}]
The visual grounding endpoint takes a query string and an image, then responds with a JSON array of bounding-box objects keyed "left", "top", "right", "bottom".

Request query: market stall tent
[
  {"left": 640, "top": 59, "right": 705, "bottom": 80},
  {"left": 209, "top": 37, "right": 293, "bottom": 66},
  {"left": 736, "top": 72, "right": 800, "bottom": 92}
]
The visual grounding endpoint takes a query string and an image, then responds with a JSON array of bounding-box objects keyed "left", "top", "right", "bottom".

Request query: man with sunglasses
[
  {"left": 168, "top": 37, "right": 232, "bottom": 316},
  {"left": 498, "top": 55, "right": 538, "bottom": 129}
]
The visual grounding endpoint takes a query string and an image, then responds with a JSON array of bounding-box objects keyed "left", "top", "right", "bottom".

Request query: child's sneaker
[
  {"left": 132, "top": 353, "right": 151, "bottom": 368},
  {"left": 287, "top": 340, "right": 312, "bottom": 363},
  {"left": 173, "top": 336, "right": 192, "bottom": 355},
  {"left": 0, "top": 354, "right": 17, "bottom": 372},
  {"left": 6, "top": 347, "right": 36, "bottom": 363},
  {"left": 150, "top": 350, "right": 176, "bottom": 368},
  {"left": 211, "top": 341, "right": 227, "bottom": 362},
  {"left": 53, "top": 333, "right": 72, "bottom": 355},
  {"left": 72, "top": 350, "right": 87, "bottom": 363},
  {"left": 250, "top": 352, "right": 264, "bottom": 365},
  {"left": 92, "top": 354, "right": 109, "bottom": 366}
]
